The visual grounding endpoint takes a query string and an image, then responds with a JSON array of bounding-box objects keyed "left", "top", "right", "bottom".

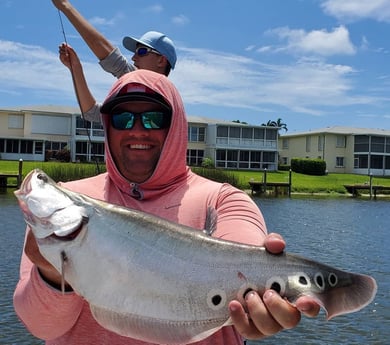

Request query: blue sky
[{"left": 1, "top": 0, "right": 390, "bottom": 132}]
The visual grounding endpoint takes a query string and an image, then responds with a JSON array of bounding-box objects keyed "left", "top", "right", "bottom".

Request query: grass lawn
[
  {"left": 1, "top": 160, "right": 389, "bottom": 195},
  {"left": 226, "top": 169, "right": 390, "bottom": 194}
]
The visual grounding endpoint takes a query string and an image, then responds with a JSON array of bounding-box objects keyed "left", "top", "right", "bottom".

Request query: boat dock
[
  {"left": 0, "top": 159, "right": 23, "bottom": 188},
  {"left": 344, "top": 184, "right": 390, "bottom": 199},
  {"left": 249, "top": 169, "right": 292, "bottom": 197}
]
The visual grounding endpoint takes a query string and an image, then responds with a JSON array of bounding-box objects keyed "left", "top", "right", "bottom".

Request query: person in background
[
  {"left": 14, "top": 70, "right": 320, "bottom": 344},
  {"left": 52, "top": 0, "right": 176, "bottom": 121}
]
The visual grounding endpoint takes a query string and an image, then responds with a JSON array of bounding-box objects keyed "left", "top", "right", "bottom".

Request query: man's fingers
[
  {"left": 295, "top": 296, "right": 321, "bottom": 317},
  {"left": 229, "top": 299, "right": 264, "bottom": 340}
]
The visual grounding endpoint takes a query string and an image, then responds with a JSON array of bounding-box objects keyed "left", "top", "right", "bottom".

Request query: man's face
[
  {"left": 131, "top": 44, "right": 167, "bottom": 73},
  {"left": 107, "top": 101, "right": 170, "bottom": 183}
]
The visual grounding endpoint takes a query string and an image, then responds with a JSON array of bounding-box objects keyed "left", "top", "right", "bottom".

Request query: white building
[
  {"left": 280, "top": 126, "right": 390, "bottom": 176},
  {"left": 0, "top": 106, "right": 279, "bottom": 171}
]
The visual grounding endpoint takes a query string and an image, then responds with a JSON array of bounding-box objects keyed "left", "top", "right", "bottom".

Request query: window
[
  {"left": 336, "top": 135, "right": 346, "bottom": 148},
  {"left": 242, "top": 128, "right": 253, "bottom": 139},
  {"left": 92, "top": 122, "right": 104, "bottom": 137},
  {"left": 354, "top": 135, "right": 369, "bottom": 152},
  {"left": 186, "top": 149, "right": 204, "bottom": 166},
  {"left": 6, "top": 139, "right": 19, "bottom": 153},
  {"left": 385, "top": 156, "right": 390, "bottom": 169},
  {"left": 266, "top": 129, "right": 277, "bottom": 140},
  {"left": 8, "top": 114, "right": 24, "bottom": 129},
  {"left": 20, "top": 140, "right": 33, "bottom": 154},
  {"left": 239, "top": 151, "right": 249, "bottom": 168},
  {"left": 188, "top": 126, "right": 205, "bottom": 142},
  {"left": 306, "top": 136, "right": 311, "bottom": 152},
  {"left": 318, "top": 136, "right": 323, "bottom": 151},
  {"left": 354, "top": 154, "right": 368, "bottom": 168},
  {"left": 371, "top": 136, "right": 385, "bottom": 153},
  {"left": 336, "top": 157, "right": 344, "bottom": 167},
  {"left": 229, "top": 127, "right": 240, "bottom": 138},
  {"left": 282, "top": 138, "right": 289, "bottom": 149},
  {"left": 254, "top": 128, "right": 265, "bottom": 140},
  {"left": 370, "top": 155, "right": 383, "bottom": 169},
  {"left": 0, "top": 139, "right": 4, "bottom": 152},
  {"left": 263, "top": 151, "right": 276, "bottom": 163},
  {"left": 217, "top": 126, "right": 228, "bottom": 137},
  {"left": 76, "top": 116, "right": 91, "bottom": 136},
  {"left": 35, "top": 141, "right": 44, "bottom": 154}
]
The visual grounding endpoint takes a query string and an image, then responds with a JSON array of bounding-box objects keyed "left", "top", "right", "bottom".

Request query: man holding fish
[{"left": 13, "top": 70, "right": 324, "bottom": 344}]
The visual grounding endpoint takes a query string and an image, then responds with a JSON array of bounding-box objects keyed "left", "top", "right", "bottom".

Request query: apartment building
[
  {"left": 280, "top": 126, "right": 390, "bottom": 176},
  {"left": 0, "top": 106, "right": 279, "bottom": 171}
]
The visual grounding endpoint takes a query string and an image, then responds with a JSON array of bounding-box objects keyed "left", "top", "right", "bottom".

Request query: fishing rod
[{"left": 57, "top": 10, "right": 101, "bottom": 174}]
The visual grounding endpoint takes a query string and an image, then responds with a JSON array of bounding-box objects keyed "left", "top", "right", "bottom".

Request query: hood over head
[{"left": 101, "top": 70, "right": 188, "bottom": 200}]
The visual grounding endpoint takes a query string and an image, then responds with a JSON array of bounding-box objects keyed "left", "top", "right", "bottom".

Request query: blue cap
[{"left": 123, "top": 31, "right": 177, "bottom": 69}]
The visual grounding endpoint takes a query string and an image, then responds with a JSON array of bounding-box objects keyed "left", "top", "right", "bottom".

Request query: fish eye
[{"left": 37, "top": 173, "right": 48, "bottom": 182}]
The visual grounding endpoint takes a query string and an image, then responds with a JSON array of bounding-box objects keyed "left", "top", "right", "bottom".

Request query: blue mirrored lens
[
  {"left": 135, "top": 47, "right": 149, "bottom": 56},
  {"left": 111, "top": 112, "right": 171, "bottom": 130}
]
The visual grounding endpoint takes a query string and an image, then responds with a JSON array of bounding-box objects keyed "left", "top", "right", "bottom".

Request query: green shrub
[
  {"left": 291, "top": 158, "right": 326, "bottom": 176},
  {"left": 192, "top": 167, "right": 240, "bottom": 188},
  {"left": 201, "top": 157, "right": 214, "bottom": 168},
  {"left": 278, "top": 164, "right": 291, "bottom": 171}
]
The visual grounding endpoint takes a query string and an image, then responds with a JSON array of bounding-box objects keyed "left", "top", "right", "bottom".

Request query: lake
[{"left": 0, "top": 190, "right": 388, "bottom": 345}]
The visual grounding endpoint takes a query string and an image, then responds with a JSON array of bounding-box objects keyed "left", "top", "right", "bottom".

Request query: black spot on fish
[
  {"left": 299, "top": 275, "right": 308, "bottom": 285},
  {"left": 315, "top": 273, "right": 324, "bottom": 289},
  {"left": 211, "top": 294, "right": 222, "bottom": 306},
  {"left": 270, "top": 282, "right": 282, "bottom": 294},
  {"left": 243, "top": 288, "right": 254, "bottom": 299},
  {"left": 328, "top": 273, "right": 338, "bottom": 287}
]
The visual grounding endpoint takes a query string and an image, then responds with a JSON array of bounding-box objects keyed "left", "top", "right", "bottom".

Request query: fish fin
[
  {"left": 292, "top": 273, "right": 377, "bottom": 320},
  {"left": 203, "top": 206, "right": 218, "bottom": 236}
]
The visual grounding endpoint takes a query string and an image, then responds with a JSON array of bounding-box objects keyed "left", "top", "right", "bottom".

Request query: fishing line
[{"left": 57, "top": 10, "right": 101, "bottom": 174}]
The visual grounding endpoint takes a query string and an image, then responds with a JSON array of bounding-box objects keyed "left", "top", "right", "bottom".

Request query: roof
[
  {"left": 1, "top": 105, "right": 247, "bottom": 126},
  {"left": 281, "top": 126, "right": 390, "bottom": 137},
  {"left": 2, "top": 105, "right": 80, "bottom": 114}
]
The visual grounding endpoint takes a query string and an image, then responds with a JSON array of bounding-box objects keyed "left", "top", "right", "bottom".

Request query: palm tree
[{"left": 261, "top": 118, "right": 288, "bottom": 132}]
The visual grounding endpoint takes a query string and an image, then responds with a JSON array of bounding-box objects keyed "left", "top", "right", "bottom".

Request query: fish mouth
[
  {"left": 14, "top": 169, "right": 35, "bottom": 199},
  {"left": 49, "top": 215, "right": 89, "bottom": 241}
]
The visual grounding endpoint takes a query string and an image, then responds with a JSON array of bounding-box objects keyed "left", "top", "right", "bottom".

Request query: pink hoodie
[{"left": 14, "top": 70, "right": 267, "bottom": 344}]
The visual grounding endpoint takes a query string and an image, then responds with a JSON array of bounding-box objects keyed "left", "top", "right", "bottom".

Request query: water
[{"left": 0, "top": 191, "right": 388, "bottom": 344}]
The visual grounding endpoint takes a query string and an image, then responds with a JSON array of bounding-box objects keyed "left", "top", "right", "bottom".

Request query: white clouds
[
  {"left": 89, "top": 13, "right": 124, "bottom": 27},
  {"left": 321, "top": 0, "right": 390, "bottom": 22},
  {"left": 0, "top": 39, "right": 383, "bottom": 120},
  {"left": 264, "top": 26, "right": 356, "bottom": 56},
  {"left": 144, "top": 5, "right": 164, "bottom": 14},
  {"left": 172, "top": 47, "right": 367, "bottom": 116},
  {"left": 172, "top": 14, "right": 190, "bottom": 26}
]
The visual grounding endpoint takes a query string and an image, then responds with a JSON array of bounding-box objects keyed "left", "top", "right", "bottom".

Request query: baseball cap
[
  {"left": 123, "top": 31, "right": 177, "bottom": 69},
  {"left": 101, "top": 82, "right": 171, "bottom": 114}
]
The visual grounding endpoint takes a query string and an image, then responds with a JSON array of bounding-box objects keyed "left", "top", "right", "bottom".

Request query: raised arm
[
  {"left": 59, "top": 43, "right": 97, "bottom": 115},
  {"left": 52, "top": 0, "right": 114, "bottom": 60}
]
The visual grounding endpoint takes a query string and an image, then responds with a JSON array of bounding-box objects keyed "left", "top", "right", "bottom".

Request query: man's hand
[
  {"left": 229, "top": 232, "right": 320, "bottom": 340},
  {"left": 24, "top": 228, "right": 69, "bottom": 289}
]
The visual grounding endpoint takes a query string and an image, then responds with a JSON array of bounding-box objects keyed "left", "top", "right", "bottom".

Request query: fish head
[{"left": 14, "top": 169, "right": 87, "bottom": 240}]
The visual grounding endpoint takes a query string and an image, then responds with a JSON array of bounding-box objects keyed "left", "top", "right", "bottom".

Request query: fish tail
[{"left": 308, "top": 273, "right": 377, "bottom": 320}]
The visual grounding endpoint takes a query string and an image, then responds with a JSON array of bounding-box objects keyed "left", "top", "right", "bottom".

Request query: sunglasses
[
  {"left": 111, "top": 111, "right": 171, "bottom": 130},
  {"left": 135, "top": 46, "right": 161, "bottom": 57}
]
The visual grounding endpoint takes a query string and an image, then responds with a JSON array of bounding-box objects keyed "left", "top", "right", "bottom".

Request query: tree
[{"left": 261, "top": 118, "right": 288, "bottom": 132}]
